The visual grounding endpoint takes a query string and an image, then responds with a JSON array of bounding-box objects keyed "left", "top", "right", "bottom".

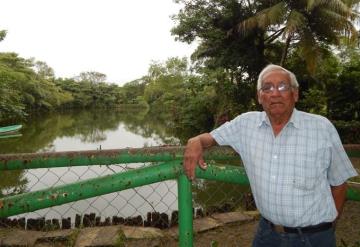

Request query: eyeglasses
[{"left": 260, "top": 81, "right": 292, "bottom": 94}]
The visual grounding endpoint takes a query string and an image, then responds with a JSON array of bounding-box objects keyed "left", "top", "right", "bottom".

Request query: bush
[{"left": 332, "top": 120, "right": 360, "bottom": 144}]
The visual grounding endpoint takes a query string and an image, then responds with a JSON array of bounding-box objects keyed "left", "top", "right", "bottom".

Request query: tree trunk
[{"left": 280, "top": 34, "right": 292, "bottom": 66}]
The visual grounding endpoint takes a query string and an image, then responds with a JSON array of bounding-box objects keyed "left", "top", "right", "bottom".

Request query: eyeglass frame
[{"left": 259, "top": 81, "right": 294, "bottom": 94}]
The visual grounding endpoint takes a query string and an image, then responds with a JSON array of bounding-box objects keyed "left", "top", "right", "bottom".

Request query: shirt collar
[
  {"left": 258, "top": 108, "right": 301, "bottom": 129},
  {"left": 288, "top": 108, "right": 301, "bottom": 129},
  {"left": 258, "top": 111, "right": 270, "bottom": 127}
]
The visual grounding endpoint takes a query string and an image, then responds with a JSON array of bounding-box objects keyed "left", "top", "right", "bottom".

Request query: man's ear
[
  {"left": 257, "top": 91, "right": 262, "bottom": 104},
  {"left": 293, "top": 89, "right": 299, "bottom": 102}
]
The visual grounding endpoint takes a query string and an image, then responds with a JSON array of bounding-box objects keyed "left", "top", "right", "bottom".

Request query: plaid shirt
[{"left": 211, "top": 109, "right": 358, "bottom": 227}]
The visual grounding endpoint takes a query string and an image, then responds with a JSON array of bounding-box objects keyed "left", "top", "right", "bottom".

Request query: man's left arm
[{"left": 331, "top": 182, "right": 347, "bottom": 220}]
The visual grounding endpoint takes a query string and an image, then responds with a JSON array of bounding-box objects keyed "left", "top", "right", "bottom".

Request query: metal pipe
[
  {"left": 196, "top": 163, "right": 249, "bottom": 185},
  {"left": 0, "top": 145, "right": 358, "bottom": 171},
  {"left": 1, "top": 160, "right": 359, "bottom": 219},
  {"left": 196, "top": 164, "right": 360, "bottom": 201},
  {"left": 0, "top": 146, "right": 238, "bottom": 170},
  {"left": 347, "top": 187, "right": 360, "bottom": 202},
  {"left": 0, "top": 161, "right": 182, "bottom": 218},
  {"left": 178, "top": 174, "right": 193, "bottom": 247}
]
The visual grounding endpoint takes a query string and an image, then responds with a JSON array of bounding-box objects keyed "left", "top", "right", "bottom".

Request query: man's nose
[{"left": 270, "top": 87, "right": 281, "bottom": 96}]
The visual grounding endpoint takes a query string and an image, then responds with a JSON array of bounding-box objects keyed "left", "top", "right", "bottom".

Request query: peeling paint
[
  {"left": 50, "top": 193, "right": 58, "bottom": 200},
  {"left": 0, "top": 146, "right": 243, "bottom": 172}
]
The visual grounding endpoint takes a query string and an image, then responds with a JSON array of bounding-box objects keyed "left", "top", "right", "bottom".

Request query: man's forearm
[
  {"left": 331, "top": 182, "right": 347, "bottom": 219},
  {"left": 188, "top": 133, "right": 217, "bottom": 149}
]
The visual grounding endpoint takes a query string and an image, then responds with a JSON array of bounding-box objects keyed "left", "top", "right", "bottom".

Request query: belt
[{"left": 263, "top": 218, "right": 334, "bottom": 234}]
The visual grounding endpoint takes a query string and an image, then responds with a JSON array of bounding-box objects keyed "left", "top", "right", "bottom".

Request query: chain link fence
[{"left": 0, "top": 148, "right": 359, "bottom": 247}]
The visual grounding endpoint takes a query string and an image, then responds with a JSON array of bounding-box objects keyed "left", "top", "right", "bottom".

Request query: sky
[{"left": 0, "top": 0, "right": 197, "bottom": 85}]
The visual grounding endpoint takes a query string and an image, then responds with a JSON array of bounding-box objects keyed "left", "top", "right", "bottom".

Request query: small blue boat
[{"left": 0, "top": 124, "right": 22, "bottom": 135}]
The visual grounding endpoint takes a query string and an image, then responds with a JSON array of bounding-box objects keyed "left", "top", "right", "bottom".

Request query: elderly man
[{"left": 183, "top": 64, "right": 358, "bottom": 246}]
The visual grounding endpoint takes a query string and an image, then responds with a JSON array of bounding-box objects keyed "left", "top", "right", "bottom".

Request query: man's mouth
[{"left": 270, "top": 102, "right": 283, "bottom": 106}]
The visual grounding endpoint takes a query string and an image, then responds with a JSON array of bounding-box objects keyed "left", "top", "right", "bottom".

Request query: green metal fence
[{"left": 0, "top": 146, "right": 359, "bottom": 247}]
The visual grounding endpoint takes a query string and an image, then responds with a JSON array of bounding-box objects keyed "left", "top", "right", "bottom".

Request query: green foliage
[
  {"left": 172, "top": 0, "right": 268, "bottom": 83},
  {"left": 114, "top": 231, "right": 126, "bottom": 247},
  {"left": 0, "top": 49, "right": 139, "bottom": 121},
  {"left": 333, "top": 121, "right": 360, "bottom": 144},
  {"left": 143, "top": 57, "right": 188, "bottom": 113},
  {"left": 0, "top": 53, "right": 33, "bottom": 119},
  {"left": 0, "top": 53, "right": 74, "bottom": 121},
  {"left": 75, "top": 71, "right": 107, "bottom": 84},
  {"left": 0, "top": 80, "right": 26, "bottom": 120},
  {"left": 170, "top": 0, "right": 360, "bottom": 136},
  {"left": 236, "top": 0, "right": 359, "bottom": 73},
  {"left": 297, "top": 88, "right": 328, "bottom": 116},
  {"left": 55, "top": 77, "right": 126, "bottom": 109},
  {"left": 176, "top": 84, "right": 217, "bottom": 139},
  {"left": 0, "top": 30, "right": 7, "bottom": 42},
  {"left": 33, "top": 59, "right": 55, "bottom": 80},
  {"left": 328, "top": 48, "right": 360, "bottom": 121},
  {"left": 0, "top": 0, "right": 359, "bottom": 143},
  {"left": 0, "top": 51, "right": 146, "bottom": 122},
  {"left": 119, "top": 79, "right": 147, "bottom": 105},
  {"left": 287, "top": 45, "right": 360, "bottom": 126}
]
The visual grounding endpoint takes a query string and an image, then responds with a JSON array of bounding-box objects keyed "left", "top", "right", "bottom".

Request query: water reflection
[
  {"left": 0, "top": 109, "right": 183, "bottom": 219},
  {"left": 0, "top": 108, "right": 181, "bottom": 154},
  {"left": 0, "top": 109, "right": 245, "bottom": 222}
]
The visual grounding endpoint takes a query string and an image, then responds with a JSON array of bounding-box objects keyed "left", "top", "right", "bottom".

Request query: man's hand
[{"left": 183, "top": 133, "right": 216, "bottom": 180}]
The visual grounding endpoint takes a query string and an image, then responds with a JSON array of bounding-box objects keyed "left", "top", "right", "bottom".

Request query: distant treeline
[{"left": 0, "top": 52, "right": 148, "bottom": 121}]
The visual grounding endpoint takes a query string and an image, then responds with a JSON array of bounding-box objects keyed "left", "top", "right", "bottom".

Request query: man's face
[{"left": 257, "top": 69, "right": 298, "bottom": 120}]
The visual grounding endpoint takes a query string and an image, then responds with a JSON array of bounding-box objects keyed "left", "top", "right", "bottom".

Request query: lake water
[
  {"left": 0, "top": 109, "right": 181, "bottom": 221},
  {"left": 0, "top": 109, "right": 246, "bottom": 223}
]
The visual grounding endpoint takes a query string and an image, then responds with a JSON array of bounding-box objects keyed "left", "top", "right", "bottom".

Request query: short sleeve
[
  {"left": 210, "top": 115, "right": 244, "bottom": 147},
  {"left": 327, "top": 122, "right": 358, "bottom": 185}
]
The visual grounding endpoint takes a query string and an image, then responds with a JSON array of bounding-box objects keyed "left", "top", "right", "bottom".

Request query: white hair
[{"left": 257, "top": 64, "right": 299, "bottom": 90}]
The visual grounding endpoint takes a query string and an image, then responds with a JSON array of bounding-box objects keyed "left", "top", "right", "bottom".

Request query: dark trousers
[{"left": 252, "top": 217, "right": 336, "bottom": 247}]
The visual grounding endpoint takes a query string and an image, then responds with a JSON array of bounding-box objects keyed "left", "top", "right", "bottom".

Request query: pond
[{"left": 0, "top": 108, "right": 247, "bottom": 223}]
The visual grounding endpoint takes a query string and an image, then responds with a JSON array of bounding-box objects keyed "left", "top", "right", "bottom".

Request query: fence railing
[{"left": 0, "top": 146, "right": 359, "bottom": 247}]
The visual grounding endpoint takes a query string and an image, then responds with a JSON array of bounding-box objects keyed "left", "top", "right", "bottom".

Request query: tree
[
  {"left": 172, "top": 0, "right": 268, "bottom": 83},
  {"left": 75, "top": 71, "right": 107, "bottom": 84},
  {"left": 236, "top": 0, "right": 360, "bottom": 73},
  {"left": 328, "top": 46, "right": 360, "bottom": 120},
  {"left": 143, "top": 57, "right": 189, "bottom": 110},
  {"left": 0, "top": 29, "right": 6, "bottom": 42},
  {"left": 32, "top": 59, "right": 55, "bottom": 80},
  {"left": 0, "top": 52, "right": 36, "bottom": 119},
  {"left": 0, "top": 52, "right": 73, "bottom": 119},
  {"left": 118, "top": 79, "right": 147, "bottom": 104}
]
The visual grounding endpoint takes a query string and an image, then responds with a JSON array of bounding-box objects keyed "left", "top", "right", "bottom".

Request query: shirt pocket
[
  {"left": 291, "top": 149, "right": 320, "bottom": 191},
  {"left": 293, "top": 176, "right": 317, "bottom": 190}
]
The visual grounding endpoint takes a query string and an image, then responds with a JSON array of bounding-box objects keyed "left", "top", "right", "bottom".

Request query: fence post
[{"left": 178, "top": 174, "right": 193, "bottom": 247}]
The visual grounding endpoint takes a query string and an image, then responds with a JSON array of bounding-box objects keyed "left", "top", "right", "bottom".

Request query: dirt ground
[{"left": 126, "top": 200, "right": 360, "bottom": 247}]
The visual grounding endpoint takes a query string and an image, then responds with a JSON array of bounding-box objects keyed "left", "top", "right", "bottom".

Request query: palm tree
[{"left": 236, "top": 0, "right": 359, "bottom": 73}]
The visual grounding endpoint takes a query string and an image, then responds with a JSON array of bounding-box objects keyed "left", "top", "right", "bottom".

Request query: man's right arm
[{"left": 183, "top": 133, "right": 217, "bottom": 180}]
